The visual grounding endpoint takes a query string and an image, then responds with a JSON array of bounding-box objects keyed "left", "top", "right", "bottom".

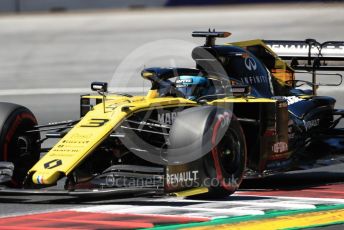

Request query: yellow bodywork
[
  {"left": 29, "top": 90, "right": 196, "bottom": 185},
  {"left": 210, "top": 97, "right": 277, "bottom": 104},
  {"left": 29, "top": 88, "right": 278, "bottom": 185}
]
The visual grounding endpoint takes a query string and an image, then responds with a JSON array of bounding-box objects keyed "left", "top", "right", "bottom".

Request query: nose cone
[{"left": 32, "top": 171, "right": 61, "bottom": 185}]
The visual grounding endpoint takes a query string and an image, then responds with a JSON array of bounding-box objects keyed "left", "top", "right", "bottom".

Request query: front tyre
[
  {"left": 204, "top": 112, "right": 246, "bottom": 198},
  {"left": 0, "top": 102, "right": 40, "bottom": 186}
]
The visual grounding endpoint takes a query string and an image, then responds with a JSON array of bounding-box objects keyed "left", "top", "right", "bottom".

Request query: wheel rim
[
  {"left": 10, "top": 122, "right": 39, "bottom": 185},
  {"left": 218, "top": 129, "right": 242, "bottom": 175},
  {"left": 17, "top": 136, "right": 30, "bottom": 155}
]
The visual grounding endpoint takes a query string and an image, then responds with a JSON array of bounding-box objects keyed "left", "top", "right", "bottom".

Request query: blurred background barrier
[
  {"left": 0, "top": 0, "right": 167, "bottom": 13},
  {"left": 0, "top": 0, "right": 343, "bottom": 13}
]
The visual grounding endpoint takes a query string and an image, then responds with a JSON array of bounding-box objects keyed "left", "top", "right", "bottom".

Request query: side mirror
[
  {"left": 91, "top": 82, "right": 108, "bottom": 113},
  {"left": 91, "top": 82, "right": 108, "bottom": 93}
]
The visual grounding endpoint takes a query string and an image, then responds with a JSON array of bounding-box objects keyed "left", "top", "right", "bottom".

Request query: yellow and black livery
[{"left": 0, "top": 30, "right": 344, "bottom": 198}]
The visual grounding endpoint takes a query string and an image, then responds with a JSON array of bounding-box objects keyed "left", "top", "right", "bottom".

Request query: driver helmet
[{"left": 175, "top": 75, "right": 211, "bottom": 100}]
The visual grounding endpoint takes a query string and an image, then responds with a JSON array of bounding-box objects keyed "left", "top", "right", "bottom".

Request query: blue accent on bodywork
[
  {"left": 177, "top": 76, "right": 208, "bottom": 86},
  {"left": 176, "top": 75, "right": 210, "bottom": 100}
]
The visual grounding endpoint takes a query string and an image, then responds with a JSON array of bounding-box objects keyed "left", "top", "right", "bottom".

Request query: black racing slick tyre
[
  {"left": 204, "top": 111, "right": 247, "bottom": 198},
  {"left": 0, "top": 102, "right": 40, "bottom": 186},
  {"left": 169, "top": 106, "right": 246, "bottom": 198}
]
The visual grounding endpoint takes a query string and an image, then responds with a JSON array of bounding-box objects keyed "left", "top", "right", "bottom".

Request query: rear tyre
[
  {"left": 204, "top": 113, "right": 246, "bottom": 198},
  {"left": 0, "top": 103, "right": 40, "bottom": 186}
]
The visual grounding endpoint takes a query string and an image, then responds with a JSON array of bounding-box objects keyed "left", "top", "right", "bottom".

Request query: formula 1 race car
[{"left": 0, "top": 30, "right": 344, "bottom": 198}]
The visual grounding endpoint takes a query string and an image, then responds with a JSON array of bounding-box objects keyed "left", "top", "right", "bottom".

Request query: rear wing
[
  {"left": 264, "top": 39, "right": 344, "bottom": 71},
  {"left": 262, "top": 39, "right": 344, "bottom": 95}
]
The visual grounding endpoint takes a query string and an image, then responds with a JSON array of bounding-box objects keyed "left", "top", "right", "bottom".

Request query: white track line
[
  {"left": 72, "top": 205, "right": 265, "bottom": 216},
  {"left": 70, "top": 195, "right": 344, "bottom": 220}
]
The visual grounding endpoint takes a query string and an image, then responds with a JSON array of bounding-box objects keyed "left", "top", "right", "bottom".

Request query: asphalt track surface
[{"left": 0, "top": 3, "right": 344, "bottom": 229}]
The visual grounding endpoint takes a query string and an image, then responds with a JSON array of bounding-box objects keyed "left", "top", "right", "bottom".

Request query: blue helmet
[{"left": 175, "top": 75, "right": 212, "bottom": 100}]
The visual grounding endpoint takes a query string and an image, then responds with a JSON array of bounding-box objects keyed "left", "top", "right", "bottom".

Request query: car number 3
[{"left": 80, "top": 118, "right": 109, "bottom": 127}]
